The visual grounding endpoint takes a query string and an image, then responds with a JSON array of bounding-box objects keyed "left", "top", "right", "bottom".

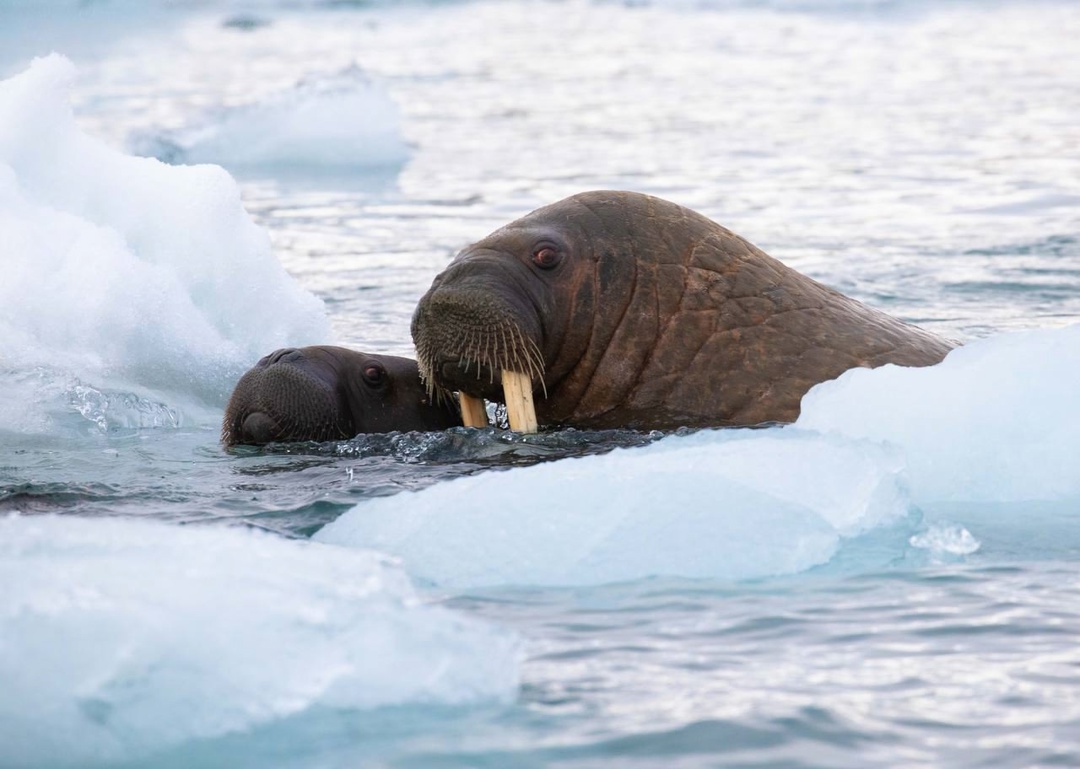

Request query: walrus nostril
[
  {"left": 265, "top": 348, "right": 302, "bottom": 366},
  {"left": 240, "top": 412, "right": 278, "bottom": 444}
]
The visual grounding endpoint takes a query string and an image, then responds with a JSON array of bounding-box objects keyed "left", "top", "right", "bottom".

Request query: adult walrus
[
  {"left": 222, "top": 346, "right": 460, "bottom": 446},
  {"left": 411, "top": 190, "right": 955, "bottom": 432}
]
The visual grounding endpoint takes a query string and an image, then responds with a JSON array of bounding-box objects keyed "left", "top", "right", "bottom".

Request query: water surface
[{"left": 2, "top": 1, "right": 1080, "bottom": 766}]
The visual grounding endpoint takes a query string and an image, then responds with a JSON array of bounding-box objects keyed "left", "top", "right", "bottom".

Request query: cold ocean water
[{"left": 2, "top": 0, "right": 1080, "bottom": 767}]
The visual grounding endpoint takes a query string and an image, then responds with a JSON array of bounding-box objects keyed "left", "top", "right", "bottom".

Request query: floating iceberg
[
  {"left": 0, "top": 514, "right": 521, "bottom": 767},
  {"left": 316, "top": 430, "right": 910, "bottom": 587},
  {"left": 133, "top": 66, "right": 410, "bottom": 174},
  {"left": 798, "top": 323, "right": 1080, "bottom": 503}
]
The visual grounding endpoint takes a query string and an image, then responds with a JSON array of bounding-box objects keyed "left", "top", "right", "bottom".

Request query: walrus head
[
  {"left": 221, "top": 345, "right": 460, "bottom": 446},
  {"left": 412, "top": 191, "right": 695, "bottom": 429},
  {"left": 411, "top": 213, "right": 590, "bottom": 404}
]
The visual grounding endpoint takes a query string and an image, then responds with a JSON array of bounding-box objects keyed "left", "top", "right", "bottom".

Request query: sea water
[{"left": 1, "top": 1, "right": 1080, "bottom": 767}]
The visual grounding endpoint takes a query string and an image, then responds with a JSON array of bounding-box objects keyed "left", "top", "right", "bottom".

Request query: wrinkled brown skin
[
  {"left": 222, "top": 345, "right": 461, "bottom": 446},
  {"left": 412, "top": 190, "right": 956, "bottom": 431}
]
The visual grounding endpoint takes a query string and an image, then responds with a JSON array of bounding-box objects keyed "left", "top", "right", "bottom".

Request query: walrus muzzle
[
  {"left": 412, "top": 284, "right": 544, "bottom": 432},
  {"left": 222, "top": 349, "right": 350, "bottom": 445}
]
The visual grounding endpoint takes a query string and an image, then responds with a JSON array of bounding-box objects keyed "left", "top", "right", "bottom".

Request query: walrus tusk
[
  {"left": 458, "top": 392, "right": 489, "bottom": 428},
  {"left": 501, "top": 369, "right": 538, "bottom": 433}
]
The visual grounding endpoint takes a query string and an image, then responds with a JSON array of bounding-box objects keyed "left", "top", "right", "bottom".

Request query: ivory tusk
[
  {"left": 501, "top": 369, "right": 538, "bottom": 434},
  {"left": 458, "top": 392, "right": 489, "bottom": 428}
]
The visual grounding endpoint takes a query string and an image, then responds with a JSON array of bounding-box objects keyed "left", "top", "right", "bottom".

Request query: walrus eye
[
  {"left": 362, "top": 364, "right": 386, "bottom": 387},
  {"left": 532, "top": 245, "right": 562, "bottom": 270}
]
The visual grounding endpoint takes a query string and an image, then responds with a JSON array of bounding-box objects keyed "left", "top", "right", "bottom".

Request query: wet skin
[{"left": 222, "top": 345, "right": 461, "bottom": 446}]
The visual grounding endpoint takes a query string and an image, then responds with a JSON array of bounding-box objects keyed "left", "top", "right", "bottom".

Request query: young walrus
[
  {"left": 222, "top": 345, "right": 460, "bottom": 445},
  {"left": 411, "top": 190, "right": 954, "bottom": 433}
]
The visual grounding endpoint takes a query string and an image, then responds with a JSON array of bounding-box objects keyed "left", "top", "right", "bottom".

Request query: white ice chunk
[
  {"left": 909, "top": 523, "right": 981, "bottom": 556},
  {"left": 316, "top": 430, "right": 910, "bottom": 588},
  {"left": 0, "top": 514, "right": 520, "bottom": 767},
  {"left": 798, "top": 324, "right": 1080, "bottom": 504},
  {"left": 0, "top": 55, "right": 329, "bottom": 432},
  {"left": 137, "top": 66, "right": 409, "bottom": 172}
]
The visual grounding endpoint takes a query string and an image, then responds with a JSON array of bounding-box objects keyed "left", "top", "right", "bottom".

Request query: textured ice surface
[
  {"left": 799, "top": 324, "right": 1080, "bottom": 503},
  {"left": 134, "top": 66, "right": 408, "bottom": 173},
  {"left": 316, "top": 431, "right": 910, "bottom": 588},
  {"left": 0, "top": 514, "right": 520, "bottom": 767},
  {"left": 0, "top": 56, "right": 328, "bottom": 433}
]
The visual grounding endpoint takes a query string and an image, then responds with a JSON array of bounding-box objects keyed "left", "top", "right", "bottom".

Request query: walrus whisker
[
  {"left": 495, "top": 324, "right": 507, "bottom": 385},
  {"left": 484, "top": 330, "right": 494, "bottom": 383},
  {"left": 469, "top": 328, "right": 482, "bottom": 379},
  {"left": 431, "top": 383, "right": 454, "bottom": 409},
  {"left": 514, "top": 325, "right": 546, "bottom": 399},
  {"left": 479, "top": 331, "right": 488, "bottom": 379}
]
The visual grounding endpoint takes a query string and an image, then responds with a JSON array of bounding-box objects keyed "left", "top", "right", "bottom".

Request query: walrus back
[{"left": 619, "top": 195, "right": 954, "bottom": 426}]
